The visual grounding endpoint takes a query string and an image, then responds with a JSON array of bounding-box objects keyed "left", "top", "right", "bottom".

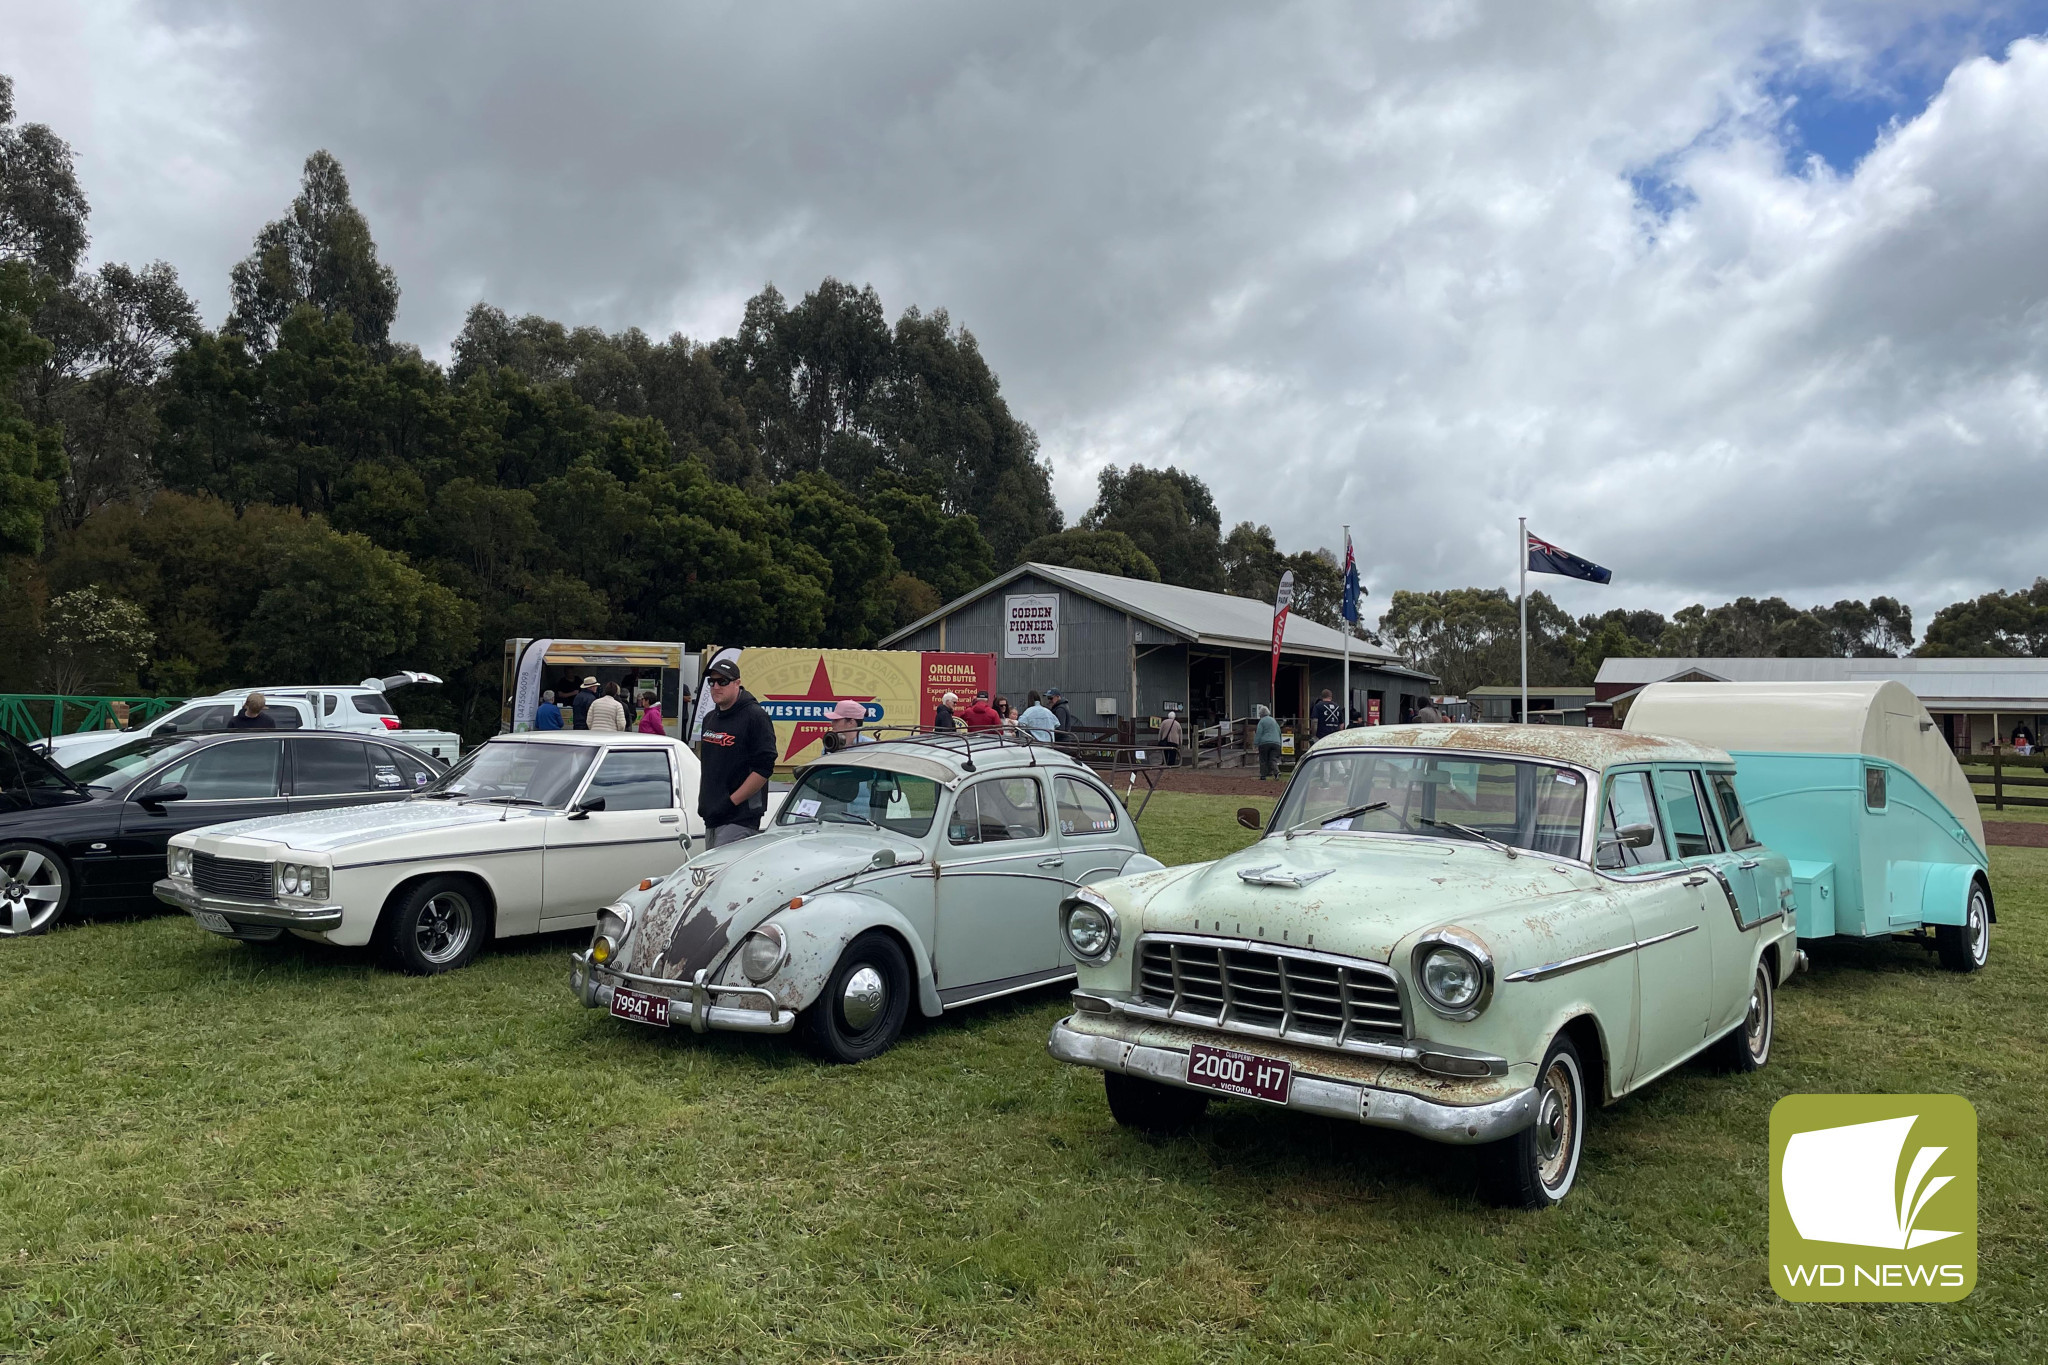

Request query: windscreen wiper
[
  {"left": 1418, "top": 817, "right": 1519, "bottom": 859},
  {"left": 825, "top": 810, "right": 878, "bottom": 828},
  {"left": 1284, "top": 801, "right": 1388, "bottom": 839}
]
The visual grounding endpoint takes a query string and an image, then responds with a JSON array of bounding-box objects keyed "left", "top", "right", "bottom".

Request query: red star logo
[{"left": 765, "top": 658, "right": 877, "bottom": 761}]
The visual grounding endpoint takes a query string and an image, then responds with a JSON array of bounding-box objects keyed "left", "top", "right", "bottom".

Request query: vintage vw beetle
[
  {"left": 1048, "top": 726, "right": 1802, "bottom": 1207},
  {"left": 572, "top": 735, "right": 1162, "bottom": 1061}
]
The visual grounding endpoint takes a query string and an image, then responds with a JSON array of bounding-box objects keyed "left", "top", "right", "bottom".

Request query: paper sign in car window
[{"left": 794, "top": 798, "right": 822, "bottom": 819}]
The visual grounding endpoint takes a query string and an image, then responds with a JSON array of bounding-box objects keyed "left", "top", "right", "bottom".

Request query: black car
[{"left": 0, "top": 729, "right": 445, "bottom": 937}]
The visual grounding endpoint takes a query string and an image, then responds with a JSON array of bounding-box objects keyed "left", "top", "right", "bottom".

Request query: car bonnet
[
  {"left": 186, "top": 799, "right": 552, "bottom": 855},
  {"left": 1144, "top": 834, "right": 1593, "bottom": 964},
  {"left": 628, "top": 829, "right": 913, "bottom": 981}
]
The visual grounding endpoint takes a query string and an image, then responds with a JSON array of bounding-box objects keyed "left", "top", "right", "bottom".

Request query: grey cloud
[{"left": 5, "top": 0, "right": 2046, "bottom": 632}]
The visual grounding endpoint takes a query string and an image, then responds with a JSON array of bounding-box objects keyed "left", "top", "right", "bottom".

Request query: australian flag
[
  {"left": 1527, "top": 532, "right": 1612, "bottom": 584},
  {"left": 1341, "top": 531, "right": 1364, "bottom": 624}
]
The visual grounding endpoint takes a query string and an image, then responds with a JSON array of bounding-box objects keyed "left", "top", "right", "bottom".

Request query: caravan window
[{"left": 1864, "top": 765, "right": 1887, "bottom": 811}]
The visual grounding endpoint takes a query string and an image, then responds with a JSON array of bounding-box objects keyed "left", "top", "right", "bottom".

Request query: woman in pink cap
[{"left": 822, "top": 698, "right": 873, "bottom": 753}]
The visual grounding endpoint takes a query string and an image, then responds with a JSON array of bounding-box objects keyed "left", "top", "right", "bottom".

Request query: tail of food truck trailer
[{"left": 1624, "top": 680, "right": 1991, "bottom": 968}]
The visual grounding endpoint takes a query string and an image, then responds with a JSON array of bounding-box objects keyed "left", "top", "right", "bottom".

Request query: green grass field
[{"left": 3, "top": 792, "right": 2043, "bottom": 1363}]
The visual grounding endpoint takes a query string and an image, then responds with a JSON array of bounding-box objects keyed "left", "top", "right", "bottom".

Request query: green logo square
[{"left": 1770, "top": 1094, "right": 1976, "bottom": 1302}]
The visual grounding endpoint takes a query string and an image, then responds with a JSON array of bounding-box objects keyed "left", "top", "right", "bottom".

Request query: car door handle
[
  {"left": 659, "top": 815, "right": 679, "bottom": 824},
  {"left": 1037, "top": 856, "right": 1065, "bottom": 868},
  {"left": 1683, "top": 875, "right": 1708, "bottom": 886},
  {"left": 1737, "top": 859, "right": 1760, "bottom": 870}
]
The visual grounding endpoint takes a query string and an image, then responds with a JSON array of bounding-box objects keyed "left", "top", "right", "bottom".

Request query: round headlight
[
  {"left": 278, "top": 865, "right": 298, "bottom": 896},
  {"left": 740, "top": 925, "right": 787, "bottom": 983},
  {"left": 591, "top": 934, "right": 616, "bottom": 966},
  {"left": 1422, "top": 945, "right": 1482, "bottom": 1011},
  {"left": 1063, "top": 894, "right": 1119, "bottom": 962}
]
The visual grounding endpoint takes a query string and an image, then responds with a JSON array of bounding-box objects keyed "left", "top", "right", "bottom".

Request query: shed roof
[
  {"left": 1592, "top": 656, "right": 2048, "bottom": 708},
  {"left": 1314, "top": 722, "right": 1732, "bottom": 771},
  {"left": 879, "top": 561, "right": 1433, "bottom": 676},
  {"left": 1621, "top": 681, "right": 1984, "bottom": 851}
]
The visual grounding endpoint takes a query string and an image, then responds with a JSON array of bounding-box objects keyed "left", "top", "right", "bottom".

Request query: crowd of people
[{"left": 533, "top": 676, "right": 683, "bottom": 736}]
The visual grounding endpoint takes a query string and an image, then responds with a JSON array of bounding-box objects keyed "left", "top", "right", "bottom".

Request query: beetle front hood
[
  {"left": 1129, "top": 834, "right": 1588, "bottom": 964},
  {"left": 627, "top": 829, "right": 911, "bottom": 980}
]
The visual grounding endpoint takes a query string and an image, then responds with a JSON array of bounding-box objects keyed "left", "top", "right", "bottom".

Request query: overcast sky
[{"left": 7, "top": 1, "right": 2048, "bottom": 634}]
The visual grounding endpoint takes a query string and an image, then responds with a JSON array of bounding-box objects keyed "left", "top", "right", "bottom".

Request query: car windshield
[
  {"left": 776, "top": 763, "right": 942, "bottom": 839},
  {"left": 422, "top": 741, "right": 594, "bottom": 808},
  {"left": 1269, "top": 749, "right": 1589, "bottom": 859},
  {"left": 63, "top": 736, "right": 202, "bottom": 790}
]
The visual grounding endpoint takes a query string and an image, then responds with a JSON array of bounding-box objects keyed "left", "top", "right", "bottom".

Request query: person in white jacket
[{"left": 587, "top": 682, "right": 628, "bottom": 731}]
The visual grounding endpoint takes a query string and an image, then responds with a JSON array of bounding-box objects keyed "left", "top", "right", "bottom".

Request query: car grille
[
  {"left": 192, "top": 852, "right": 272, "bottom": 900},
  {"left": 1136, "top": 935, "right": 1405, "bottom": 1046}
]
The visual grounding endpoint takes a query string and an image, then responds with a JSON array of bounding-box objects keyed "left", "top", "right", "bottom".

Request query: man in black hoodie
[{"left": 697, "top": 657, "right": 778, "bottom": 847}]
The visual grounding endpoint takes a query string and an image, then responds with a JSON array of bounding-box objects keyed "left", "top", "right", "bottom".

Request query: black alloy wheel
[
  {"left": 0, "top": 842, "right": 71, "bottom": 938},
  {"left": 379, "top": 875, "right": 484, "bottom": 975},
  {"left": 800, "top": 930, "right": 912, "bottom": 1063},
  {"left": 1103, "top": 1071, "right": 1210, "bottom": 1136},
  {"left": 1935, "top": 882, "right": 1991, "bottom": 973},
  {"left": 1481, "top": 1032, "right": 1586, "bottom": 1209}
]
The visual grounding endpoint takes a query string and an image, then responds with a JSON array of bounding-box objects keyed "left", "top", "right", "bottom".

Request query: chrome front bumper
[
  {"left": 1048, "top": 1016, "right": 1537, "bottom": 1145},
  {"left": 570, "top": 950, "right": 796, "bottom": 1035},
  {"left": 153, "top": 878, "right": 344, "bottom": 931}
]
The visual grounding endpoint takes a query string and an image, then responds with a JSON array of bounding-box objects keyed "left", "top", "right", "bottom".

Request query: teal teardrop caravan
[{"left": 1624, "top": 681, "right": 1992, "bottom": 971}]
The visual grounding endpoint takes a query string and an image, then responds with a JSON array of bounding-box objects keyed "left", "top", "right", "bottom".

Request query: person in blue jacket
[
  {"left": 1255, "top": 704, "right": 1283, "bottom": 780},
  {"left": 535, "top": 690, "right": 564, "bottom": 730}
]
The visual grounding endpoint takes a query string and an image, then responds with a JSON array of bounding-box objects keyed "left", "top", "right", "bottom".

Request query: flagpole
[
  {"left": 1341, "top": 523, "right": 1351, "bottom": 727},
  {"left": 1518, "top": 516, "right": 1528, "bottom": 725}
]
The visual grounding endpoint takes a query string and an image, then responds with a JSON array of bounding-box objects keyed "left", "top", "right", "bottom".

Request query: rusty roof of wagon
[{"left": 1313, "top": 723, "right": 1732, "bottom": 770}]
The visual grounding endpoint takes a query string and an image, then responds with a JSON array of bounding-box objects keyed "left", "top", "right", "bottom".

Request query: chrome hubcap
[
  {"left": 415, "top": 893, "right": 473, "bottom": 963},
  {"left": 1968, "top": 897, "right": 1988, "bottom": 963},
  {"left": 840, "top": 965, "right": 886, "bottom": 1031},
  {"left": 1746, "top": 970, "right": 1770, "bottom": 1059},
  {"left": 0, "top": 851, "right": 63, "bottom": 937},
  {"left": 1535, "top": 1056, "right": 1578, "bottom": 1191}
]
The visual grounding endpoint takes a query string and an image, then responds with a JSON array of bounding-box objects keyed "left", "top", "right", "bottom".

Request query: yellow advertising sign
[{"left": 731, "top": 648, "right": 926, "bottom": 766}]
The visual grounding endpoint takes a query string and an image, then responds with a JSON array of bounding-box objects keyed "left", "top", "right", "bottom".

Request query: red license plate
[
  {"left": 609, "top": 985, "right": 671, "bottom": 1028},
  {"left": 1185, "top": 1042, "right": 1292, "bottom": 1104}
]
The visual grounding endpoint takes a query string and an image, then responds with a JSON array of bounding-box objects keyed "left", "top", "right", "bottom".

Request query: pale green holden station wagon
[{"left": 1049, "top": 726, "right": 1803, "bottom": 1207}]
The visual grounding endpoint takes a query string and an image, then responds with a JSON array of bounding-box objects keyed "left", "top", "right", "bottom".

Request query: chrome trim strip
[
  {"left": 1504, "top": 923, "right": 1699, "bottom": 983},
  {"left": 332, "top": 845, "right": 546, "bottom": 870},
  {"left": 939, "top": 966, "right": 1077, "bottom": 1010},
  {"left": 1047, "top": 1018, "right": 1535, "bottom": 1144}
]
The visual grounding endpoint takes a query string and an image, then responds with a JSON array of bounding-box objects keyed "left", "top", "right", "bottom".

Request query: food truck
[
  {"left": 501, "top": 639, "right": 696, "bottom": 736},
  {"left": 1625, "top": 680, "right": 1992, "bottom": 971}
]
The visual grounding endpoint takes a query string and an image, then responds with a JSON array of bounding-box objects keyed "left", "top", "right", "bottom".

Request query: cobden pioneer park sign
[{"left": 1006, "top": 594, "right": 1059, "bottom": 659}]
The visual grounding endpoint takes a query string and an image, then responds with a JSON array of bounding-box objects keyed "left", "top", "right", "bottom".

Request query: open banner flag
[
  {"left": 1526, "top": 532, "right": 1612, "bottom": 585},
  {"left": 1270, "top": 570, "right": 1295, "bottom": 696}
]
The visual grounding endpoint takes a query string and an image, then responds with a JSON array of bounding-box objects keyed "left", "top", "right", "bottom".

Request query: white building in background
[{"left": 1592, "top": 657, "right": 2048, "bottom": 754}]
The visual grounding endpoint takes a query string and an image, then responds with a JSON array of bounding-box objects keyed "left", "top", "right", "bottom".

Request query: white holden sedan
[{"left": 155, "top": 733, "right": 703, "bottom": 973}]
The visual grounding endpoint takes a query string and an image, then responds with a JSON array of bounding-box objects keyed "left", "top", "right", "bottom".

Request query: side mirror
[
  {"left": 140, "top": 783, "right": 189, "bottom": 807},
  {"left": 568, "top": 795, "right": 607, "bottom": 821},
  {"left": 1236, "top": 806, "right": 1263, "bottom": 831},
  {"left": 1598, "top": 822, "right": 1657, "bottom": 849},
  {"left": 868, "top": 849, "right": 897, "bottom": 870}
]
